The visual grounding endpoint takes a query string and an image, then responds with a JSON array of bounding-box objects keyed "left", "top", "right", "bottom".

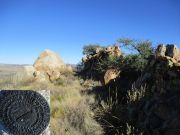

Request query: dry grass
[
  {"left": 127, "top": 84, "right": 146, "bottom": 104},
  {"left": 0, "top": 69, "right": 148, "bottom": 135},
  {"left": 92, "top": 85, "right": 146, "bottom": 135},
  {"left": 0, "top": 71, "right": 103, "bottom": 135}
]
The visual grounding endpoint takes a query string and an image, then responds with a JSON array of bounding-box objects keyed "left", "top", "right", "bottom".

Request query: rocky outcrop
[
  {"left": 137, "top": 44, "right": 180, "bottom": 90},
  {"left": 82, "top": 46, "right": 122, "bottom": 63},
  {"left": 81, "top": 45, "right": 122, "bottom": 85},
  {"left": 32, "top": 49, "right": 72, "bottom": 82},
  {"left": 155, "top": 44, "right": 180, "bottom": 62},
  {"left": 34, "top": 49, "right": 64, "bottom": 71},
  {"left": 80, "top": 44, "right": 180, "bottom": 135},
  {"left": 133, "top": 44, "right": 180, "bottom": 135}
]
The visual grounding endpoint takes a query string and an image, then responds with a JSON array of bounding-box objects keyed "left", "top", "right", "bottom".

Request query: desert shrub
[
  {"left": 92, "top": 82, "right": 147, "bottom": 135},
  {"left": 126, "top": 123, "right": 143, "bottom": 135},
  {"left": 123, "top": 54, "right": 146, "bottom": 71},
  {"left": 127, "top": 84, "right": 146, "bottom": 104},
  {"left": 94, "top": 89, "right": 123, "bottom": 134},
  {"left": 96, "top": 56, "right": 123, "bottom": 74}
]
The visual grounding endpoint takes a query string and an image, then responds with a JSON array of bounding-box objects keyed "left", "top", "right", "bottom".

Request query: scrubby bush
[
  {"left": 93, "top": 86, "right": 145, "bottom": 135},
  {"left": 96, "top": 55, "right": 123, "bottom": 74}
]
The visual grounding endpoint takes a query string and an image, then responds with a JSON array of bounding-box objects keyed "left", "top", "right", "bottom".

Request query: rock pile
[
  {"left": 82, "top": 46, "right": 122, "bottom": 63},
  {"left": 138, "top": 44, "right": 180, "bottom": 93},
  {"left": 81, "top": 46, "right": 122, "bottom": 85},
  {"left": 155, "top": 44, "right": 180, "bottom": 65},
  {"left": 134, "top": 44, "right": 180, "bottom": 135},
  {"left": 80, "top": 44, "right": 180, "bottom": 134}
]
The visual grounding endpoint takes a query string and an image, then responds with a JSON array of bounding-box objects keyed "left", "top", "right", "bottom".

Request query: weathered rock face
[
  {"left": 155, "top": 44, "right": 180, "bottom": 62},
  {"left": 134, "top": 44, "right": 180, "bottom": 135},
  {"left": 33, "top": 49, "right": 66, "bottom": 82},
  {"left": 82, "top": 46, "right": 122, "bottom": 63},
  {"left": 103, "top": 69, "right": 120, "bottom": 85},
  {"left": 34, "top": 49, "right": 65, "bottom": 71},
  {"left": 139, "top": 44, "right": 180, "bottom": 89}
]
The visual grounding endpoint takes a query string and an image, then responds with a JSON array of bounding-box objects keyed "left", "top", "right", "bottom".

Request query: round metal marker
[{"left": 0, "top": 90, "right": 50, "bottom": 135}]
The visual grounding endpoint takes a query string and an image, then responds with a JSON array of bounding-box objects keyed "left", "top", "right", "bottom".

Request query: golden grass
[{"left": 0, "top": 71, "right": 103, "bottom": 135}]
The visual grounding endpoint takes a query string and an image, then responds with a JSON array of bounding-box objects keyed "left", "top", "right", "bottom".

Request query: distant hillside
[{"left": 0, "top": 64, "right": 27, "bottom": 76}]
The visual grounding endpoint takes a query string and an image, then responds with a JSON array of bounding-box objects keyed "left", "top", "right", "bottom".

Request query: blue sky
[{"left": 0, "top": 0, "right": 180, "bottom": 64}]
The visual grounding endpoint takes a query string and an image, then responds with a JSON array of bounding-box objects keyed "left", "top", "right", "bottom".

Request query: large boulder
[
  {"left": 34, "top": 49, "right": 65, "bottom": 71},
  {"left": 155, "top": 44, "right": 180, "bottom": 62},
  {"left": 33, "top": 49, "right": 66, "bottom": 82},
  {"left": 103, "top": 69, "right": 120, "bottom": 85}
]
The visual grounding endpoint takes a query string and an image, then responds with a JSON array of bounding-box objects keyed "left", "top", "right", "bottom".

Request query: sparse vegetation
[
  {"left": 79, "top": 38, "right": 153, "bottom": 82},
  {"left": 0, "top": 42, "right": 153, "bottom": 135},
  {"left": 0, "top": 70, "right": 103, "bottom": 135},
  {"left": 1, "top": 39, "right": 179, "bottom": 135},
  {"left": 127, "top": 84, "right": 146, "bottom": 104}
]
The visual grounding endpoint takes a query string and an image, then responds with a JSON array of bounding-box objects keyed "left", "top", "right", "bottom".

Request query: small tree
[
  {"left": 117, "top": 38, "right": 154, "bottom": 71},
  {"left": 97, "top": 55, "right": 123, "bottom": 74}
]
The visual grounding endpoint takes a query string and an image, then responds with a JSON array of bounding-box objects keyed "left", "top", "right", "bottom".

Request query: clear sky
[{"left": 0, "top": 0, "right": 180, "bottom": 64}]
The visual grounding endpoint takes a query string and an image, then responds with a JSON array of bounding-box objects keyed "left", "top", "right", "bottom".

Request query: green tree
[
  {"left": 79, "top": 38, "right": 154, "bottom": 80},
  {"left": 117, "top": 38, "right": 154, "bottom": 71}
]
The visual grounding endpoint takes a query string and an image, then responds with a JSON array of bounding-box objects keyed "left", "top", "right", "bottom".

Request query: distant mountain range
[
  {"left": 0, "top": 63, "right": 30, "bottom": 66},
  {"left": 0, "top": 64, "right": 26, "bottom": 76},
  {"left": 0, "top": 63, "right": 77, "bottom": 75}
]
